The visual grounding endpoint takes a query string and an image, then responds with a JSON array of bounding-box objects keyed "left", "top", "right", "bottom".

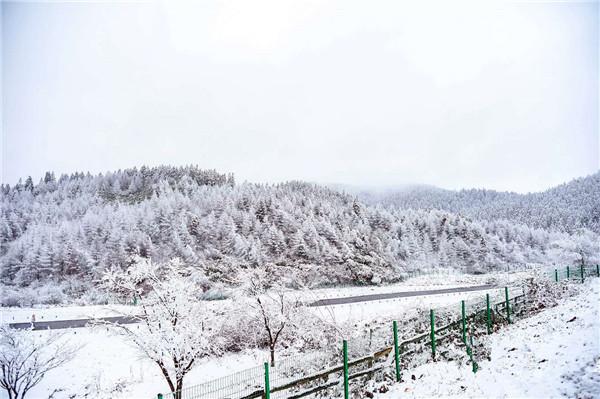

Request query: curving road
[{"left": 8, "top": 284, "right": 496, "bottom": 330}]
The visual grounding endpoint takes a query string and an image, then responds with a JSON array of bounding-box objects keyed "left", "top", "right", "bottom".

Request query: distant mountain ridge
[{"left": 360, "top": 172, "right": 600, "bottom": 234}]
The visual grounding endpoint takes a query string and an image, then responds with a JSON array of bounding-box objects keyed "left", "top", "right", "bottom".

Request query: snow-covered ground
[
  {"left": 4, "top": 325, "right": 269, "bottom": 399},
  {"left": 0, "top": 278, "right": 519, "bottom": 399},
  {"left": 375, "top": 278, "right": 600, "bottom": 398}
]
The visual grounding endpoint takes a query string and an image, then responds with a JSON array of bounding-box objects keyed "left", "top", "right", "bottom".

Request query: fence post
[
  {"left": 430, "top": 309, "right": 436, "bottom": 360},
  {"left": 504, "top": 287, "right": 511, "bottom": 324},
  {"left": 393, "top": 321, "right": 401, "bottom": 382},
  {"left": 264, "top": 362, "right": 270, "bottom": 399},
  {"left": 580, "top": 264, "right": 585, "bottom": 283},
  {"left": 469, "top": 335, "right": 478, "bottom": 373},
  {"left": 567, "top": 266, "right": 570, "bottom": 279},
  {"left": 486, "top": 293, "right": 491, "bottom": 334},
  {"left": 554, "top": 269, "right": 558, "bottom": 283},
  {"left": 461, "top": 300, "right": 466, "bottom": 343},
  {"left": 597, "top": 264, "right": 599, "bottom": 277},
  {"left": 343, "top": 340, "right": 349, "bottom": 399}
]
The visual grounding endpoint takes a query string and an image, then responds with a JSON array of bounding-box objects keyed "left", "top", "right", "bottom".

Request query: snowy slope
[{"left": 376, "top": 279, "right": 600, "bottom": 398}]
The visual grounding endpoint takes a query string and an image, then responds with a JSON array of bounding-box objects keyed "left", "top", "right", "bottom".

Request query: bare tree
[
  {"left": 0, "top": 326, "right": 78, "bottom": 399},
  {"left": 102, "top": 257, "right": 221, "bottom": 398},
  {"left": 246, "top": 272, "right": 301, "bottom": 367}
]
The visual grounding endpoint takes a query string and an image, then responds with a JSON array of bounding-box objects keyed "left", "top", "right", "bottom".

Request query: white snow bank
[{"left": 376, "top": 279, "right": 600, "bottom": 398}]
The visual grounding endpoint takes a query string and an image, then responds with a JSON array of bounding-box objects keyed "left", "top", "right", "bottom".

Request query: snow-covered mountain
[
  {"left": 360, "top": 172, "right": 600, "bottom": 234},
  {"left": 1, "top": 166, "right": 598, "bottom": 293}
]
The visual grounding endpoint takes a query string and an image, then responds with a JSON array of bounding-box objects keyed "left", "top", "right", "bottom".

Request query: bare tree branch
[{"left": 0, "top": 326, "right": 79, "bottom": 399}]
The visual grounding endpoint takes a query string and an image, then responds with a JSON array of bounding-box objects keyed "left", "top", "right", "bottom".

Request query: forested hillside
[
  {"left": 364, "top": 172, "right": 600, "bottom": 234},
  {"left": 1, "top": 166, "right": 598, "bottom": 295}
]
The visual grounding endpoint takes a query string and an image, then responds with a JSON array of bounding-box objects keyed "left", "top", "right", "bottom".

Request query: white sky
[{"left": 1, "top": 0, "right": 598, "bottom": 193}]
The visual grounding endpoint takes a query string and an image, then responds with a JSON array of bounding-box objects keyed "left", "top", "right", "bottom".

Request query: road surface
[
  {"left": 8, "top": 284, "right": 496, "bottom": 330},
  {"left": 308, "top": 284, "right": 495, "bottom": 307},
  {"left": 8, "top": 315, "right": 140, "bottom": 331}
]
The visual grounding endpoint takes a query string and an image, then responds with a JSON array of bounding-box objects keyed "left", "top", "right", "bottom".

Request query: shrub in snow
[
  {"left": 0, "top": 286, "right": 36, "bottom": 308},
  {"left": 199, "top": 286, "right": 231, "bottom": 301},
  {"left": 36, "top": 285, "right": 66, "bottom": 305},
  {"left": 218, "top": 271, "right": 343, "bottom": 366},
  {"left": 0, "top": 326, "right": 79, "bottom": 399},
  {"left": 523, "top": 271, "right": 579, "bottom": 311},
  {"left": 0, "top": 288, "right": 22, "bottom": 307},
  {"left": 0, "top": 280, "right": 117, "bottom": 308}
]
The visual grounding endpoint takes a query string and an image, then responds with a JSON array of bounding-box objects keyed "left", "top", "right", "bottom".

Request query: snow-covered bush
[
  {"left": 0, "top": 286, "right": 36, "bottom": 307},
  {"left": 523, "top": 271, "right": 579, "bottom": 311},
  {"left": 0, "top": 281, "right": 112, "bottom": 308},
  {"left": 199, "top": 286, "right": 232, "bottom": 301},
  {"left": 219, "top": 279, "right": 342, "bottom": 362},
  {"left": 0, "top": 283, "right": 64, "bottom": 307}
]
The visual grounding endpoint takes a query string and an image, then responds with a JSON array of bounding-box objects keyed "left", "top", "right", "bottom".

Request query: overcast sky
[{"left": 1, "top": 0, "right": 598, "bottom": 193}]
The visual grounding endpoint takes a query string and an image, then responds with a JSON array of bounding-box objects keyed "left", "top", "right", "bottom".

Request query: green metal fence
[
  {"left": 268, "top": 351, "right": 339, "bottom": 398},
  {"left": 168, "top": 364, "right": 264, "bottom": 399},
  {"left": 158, "top": 264, "right": 596, "bottom": 399},
  {"left": 551, "top": 265, "right": 599, "bottom": 282}
]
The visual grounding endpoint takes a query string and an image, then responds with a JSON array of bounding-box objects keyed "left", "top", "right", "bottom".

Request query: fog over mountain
[{"left": 353, "top": 172, "right": 600, "bottom": 235}]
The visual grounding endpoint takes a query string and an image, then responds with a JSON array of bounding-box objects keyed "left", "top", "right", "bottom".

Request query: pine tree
[{"left": 24, "top": 177, "right": 34, "bottom": 192}]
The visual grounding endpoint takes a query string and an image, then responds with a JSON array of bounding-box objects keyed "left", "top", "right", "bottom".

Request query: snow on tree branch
[
  {"left": 0, "top": 326, "right": 79, "bottom": 399},
  {"left": 100, "top": 257, "right": 223, "bottom": 397}
]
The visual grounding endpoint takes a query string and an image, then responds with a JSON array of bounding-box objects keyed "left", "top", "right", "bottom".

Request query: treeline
[
  {"left": 364, "top": 172, "right": 600, "bottom": 234},
  {"left": 1, "top": 166, "right": 598, "bottom": 291}
]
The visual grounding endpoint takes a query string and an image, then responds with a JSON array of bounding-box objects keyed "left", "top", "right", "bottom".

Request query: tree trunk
[
  {"left": 156, "top": 361, "right": 176, "bottom": 395},
  {"left": 270, "top": 346, "right": 275, "bottom": 367},
  {"left": 175, "top": 377, "right": 184, "bottom": 399}
]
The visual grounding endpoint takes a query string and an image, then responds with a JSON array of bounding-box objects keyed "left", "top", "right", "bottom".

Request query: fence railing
[
  {"left": 551, "top": 264, "right": 599, "bottom": 282},
  {"left": 157, "top": 264, "right": 597, "bottom": 399}
]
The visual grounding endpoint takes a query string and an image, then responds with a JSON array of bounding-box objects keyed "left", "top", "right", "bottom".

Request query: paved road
[
  {"left": 308, "top": 284, "right": 496, "bottom": 307},
  {"left": 8, "top": 284, "right": 496, "bottom": 330},
  {"left": 9, "top": 315, "right": 140, "bottom": 330}
]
